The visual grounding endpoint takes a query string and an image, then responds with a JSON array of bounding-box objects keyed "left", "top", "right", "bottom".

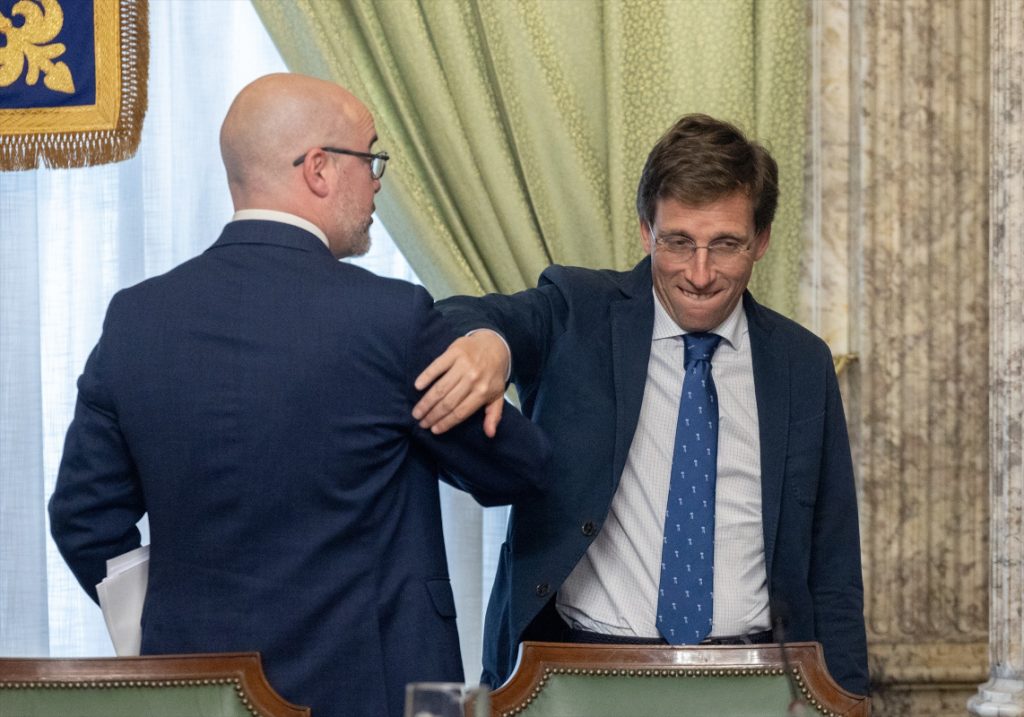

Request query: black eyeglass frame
[{"left": 292, "top": 147, "right": 390, "bottom": 179}]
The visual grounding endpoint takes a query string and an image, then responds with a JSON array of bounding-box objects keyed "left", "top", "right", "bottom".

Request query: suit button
[
  {"left": 536, "top": 583, "right": 550, "bottom": 597},
  {"left": 582, "top": 521, "right": 596, "bottom": 537}
]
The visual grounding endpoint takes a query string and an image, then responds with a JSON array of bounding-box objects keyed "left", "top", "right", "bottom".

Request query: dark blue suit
[
  {"left": 49, "top": 220, "right": 551, "bottom": 717},
  {"left": 437, "top": 256, "right": 869, "bottom": 695}
]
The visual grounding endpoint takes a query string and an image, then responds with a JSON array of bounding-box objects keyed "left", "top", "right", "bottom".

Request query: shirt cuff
[{"left": 466, "top": 328, "right": 512, "bottom": 383}]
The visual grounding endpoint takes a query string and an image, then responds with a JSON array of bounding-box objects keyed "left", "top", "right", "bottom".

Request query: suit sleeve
[
  {"left": 48, "top": 301, "right": 146, "bottom": 603},
  {"left": 407, "top": 287, "right": 552, "bottom": 506},
  {"left": 809, "top": 363, "right": 870, "bottom": 695},
  {"left": 435, "top": 270, "right": 570, "bottom": 389}
]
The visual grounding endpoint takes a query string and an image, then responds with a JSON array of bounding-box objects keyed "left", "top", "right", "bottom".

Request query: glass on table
[{"left": 404, "top": 682, "right": 489, "bottom": 717}]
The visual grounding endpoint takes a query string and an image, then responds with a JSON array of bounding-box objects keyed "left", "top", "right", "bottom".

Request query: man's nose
[{"left": 686, "top": 248, "right": 714, "bottom": 286}]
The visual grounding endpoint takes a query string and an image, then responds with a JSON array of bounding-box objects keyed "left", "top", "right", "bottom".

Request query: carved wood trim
[
  {"left": 0, "top": 652, "right": 309, "bottom": 717},
  {"left": 490, "top": 641, "right": 868, "bottom": 717}
]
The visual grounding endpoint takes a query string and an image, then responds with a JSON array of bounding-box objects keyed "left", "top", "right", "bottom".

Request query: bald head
[{"left": 220, "top": 73, "right": 371, "bottom": 211}]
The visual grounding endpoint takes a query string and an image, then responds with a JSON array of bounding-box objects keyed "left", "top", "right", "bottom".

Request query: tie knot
[{"left": 683, "top": 333, "right": 722, "bottom": 367}]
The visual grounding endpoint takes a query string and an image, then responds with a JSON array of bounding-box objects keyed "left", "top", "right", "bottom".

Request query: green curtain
[{"left": 252, "top": 0, "right": 805, "bottom": 314}]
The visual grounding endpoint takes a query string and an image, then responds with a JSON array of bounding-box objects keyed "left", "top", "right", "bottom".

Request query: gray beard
[
  {"left": 347, "top": 227, "right": 371, "bottom": 257},
  {"left": 336, "top": 223, "right": 371, "bottom": 259}
]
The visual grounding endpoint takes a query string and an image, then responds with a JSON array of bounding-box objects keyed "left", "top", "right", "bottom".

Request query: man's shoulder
[
  {"left": 744, "top": 294, "right": 833, "bottom": 360},
  {"left": 107, "top": 245, "right": 432, "bottom": 335},
  {"left": 332, "top": 261, "right": 428, "bottom": 296},
  {"left": 103, "top": 253, "right": 208, "bottom": 313},
  {"left": 539, "top": 258, "right": 649, "bottom": 299},
  {"left": 122, "top": 239, "right": 426, "bottom": 295},
  {"left": 540, "top": 263, "right": 632, "bottom": 285}
]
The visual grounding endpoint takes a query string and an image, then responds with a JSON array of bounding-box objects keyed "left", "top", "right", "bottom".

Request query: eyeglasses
[
  {"left": 651, "top": 228, "right": 752, "bottom": 263},
  {"left": 292, "top": 147, "right": 390, "bottom": 180}
]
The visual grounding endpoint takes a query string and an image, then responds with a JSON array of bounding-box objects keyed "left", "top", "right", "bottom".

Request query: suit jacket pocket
[{"left": 426, "top": 578, "right": 458, "bottom": 618}]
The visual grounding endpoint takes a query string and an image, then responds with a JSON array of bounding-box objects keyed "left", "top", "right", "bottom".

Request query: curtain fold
[{"left": 253, "top": 0, "right": 806, "bottom": 313}]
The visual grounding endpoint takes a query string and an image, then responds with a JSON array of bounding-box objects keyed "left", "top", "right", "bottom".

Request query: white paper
[{"left": 96, "top": 544, "right": 149, "bottom": 656}]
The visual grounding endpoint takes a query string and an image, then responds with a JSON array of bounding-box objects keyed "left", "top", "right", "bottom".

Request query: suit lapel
[
  {"left": 745, "top": 293, "right": 788, "bottom": 580},
  {"left": 610, "top": 259, "right": 655, "bottom": 489}
]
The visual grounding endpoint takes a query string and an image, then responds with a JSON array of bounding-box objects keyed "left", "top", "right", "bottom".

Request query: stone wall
[{"left": 804, "top": 2, "right": 992, "bottom": 714}]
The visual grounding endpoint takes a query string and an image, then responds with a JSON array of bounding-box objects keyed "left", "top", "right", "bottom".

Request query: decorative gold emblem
[
  {"left": 0, "top": 0, "right": 75, "bottom": 94},
  {"left": 0, "top": 0, "right": 148, "bottom": 170}
]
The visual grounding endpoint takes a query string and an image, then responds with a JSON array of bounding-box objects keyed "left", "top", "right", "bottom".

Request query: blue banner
[
  {"left": 0, "top": 0, "right": 148, "bottom": 170},
  {"left": 0, "top": 0, "right": 96, "bottom": 109}
]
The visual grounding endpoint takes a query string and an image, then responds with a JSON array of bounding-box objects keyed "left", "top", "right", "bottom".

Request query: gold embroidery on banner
[
  {"left": 0, "top": 0, "right": 149, "bottom": 170},
  {"left": 0, "top": 0, "right": 75, "bottom": 94}
]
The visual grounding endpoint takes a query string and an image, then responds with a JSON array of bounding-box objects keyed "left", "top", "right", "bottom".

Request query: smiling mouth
[{"left": 680, "top": 288, "right": 721, "bottom": 301}]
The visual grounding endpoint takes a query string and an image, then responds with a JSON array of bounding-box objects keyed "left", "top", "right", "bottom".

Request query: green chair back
[
  {"left": 0, "top": 652, "right": 308, "bottom": 717},
  {"left": 490, "top": 642, "right": 869, "bottom": 717}
]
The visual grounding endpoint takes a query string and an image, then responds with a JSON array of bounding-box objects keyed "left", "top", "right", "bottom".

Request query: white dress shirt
[
  {"left": 556, "top": 294, "right": 770, "bottom": 638},
  {"left": 231, "top": 209, "right": 329, "bottom": 249}
]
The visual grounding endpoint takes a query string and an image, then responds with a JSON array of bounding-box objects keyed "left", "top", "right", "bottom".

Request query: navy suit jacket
[
  {"left": 437, "top": 256, "right": 869, "bottom": 695},
  {"left": 49, "top": 221, "right": 551, "bottom": 717}
]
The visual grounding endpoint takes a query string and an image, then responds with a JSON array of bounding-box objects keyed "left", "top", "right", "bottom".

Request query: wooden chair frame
[
  {"left": 490, "top": 641, "right": 869, "bottom": 717},
  {"left": 0, "top": 652, "right": 309, "bottom": 717}
]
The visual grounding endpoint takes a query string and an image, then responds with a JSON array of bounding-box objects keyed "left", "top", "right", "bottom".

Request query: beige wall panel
[{"left": 807, "top": 2, "right": 990, "bottom": 714}]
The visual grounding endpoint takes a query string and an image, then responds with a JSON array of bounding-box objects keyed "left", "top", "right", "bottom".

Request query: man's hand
[{"left": 413, "top": 331, "right": 510, "bottom": 437}]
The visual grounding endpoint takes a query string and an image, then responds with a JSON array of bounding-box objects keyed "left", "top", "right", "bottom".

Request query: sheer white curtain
[
  {"left": 0, "top": 0, "right": 289, "bottom": 659},
  {"left": 0, "top": 0, "right": 498, "bottom": 672}
]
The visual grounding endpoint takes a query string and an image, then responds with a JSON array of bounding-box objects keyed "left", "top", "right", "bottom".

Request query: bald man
[{"left": 48, "top": 73, "right": 550, "bottom": 717}]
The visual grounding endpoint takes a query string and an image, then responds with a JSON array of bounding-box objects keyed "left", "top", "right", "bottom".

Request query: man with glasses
[
  {"left": 413, "top": 114, "right": 868, "bottom": 696},
  {"left": 49, "top": 73, "right": 550, "bottom": 717}
]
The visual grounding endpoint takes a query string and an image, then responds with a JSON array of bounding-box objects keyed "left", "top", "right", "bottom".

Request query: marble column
[
  {"left": 968, "top": 1, "right": 1024, "bottom": 713},
  {"left": 806, "top": 2, "right": 991, "bottom": 715}
]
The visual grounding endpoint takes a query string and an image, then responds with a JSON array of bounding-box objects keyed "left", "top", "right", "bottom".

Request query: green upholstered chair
[
  {"left": 0, "top": 652, "right": 308, "bottom": 717},
  {"left": 489, "top": 641, "right": 869, "bottom": 717}
]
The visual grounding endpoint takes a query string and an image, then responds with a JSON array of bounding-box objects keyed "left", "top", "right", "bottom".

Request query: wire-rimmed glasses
[{"left": 651, "top": 227, "right": 753, "bottom": 264}]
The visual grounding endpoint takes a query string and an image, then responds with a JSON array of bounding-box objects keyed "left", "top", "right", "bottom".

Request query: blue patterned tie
[{"left": 657, "top": 332, "right": 722, "bottom": 644}]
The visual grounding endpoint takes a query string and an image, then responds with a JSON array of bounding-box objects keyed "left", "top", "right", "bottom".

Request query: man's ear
[
  {"left": 640, "top": 218, "right": 654, "bottom": 255},
  {"left": 752, "top": 225, "right": 772, "bottom": 261},
  {"left": 299, "top": 151, "right": 331, "bottom": 199}
]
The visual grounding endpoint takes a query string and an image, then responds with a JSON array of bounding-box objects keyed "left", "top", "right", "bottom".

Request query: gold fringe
[{"left": 0, "top": 0, "right": 149, "bottom": 171}]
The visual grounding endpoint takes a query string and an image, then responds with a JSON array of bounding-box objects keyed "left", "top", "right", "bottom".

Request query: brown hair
[{"left": 635, "top": 114, "right": 778, "bottom": 234}]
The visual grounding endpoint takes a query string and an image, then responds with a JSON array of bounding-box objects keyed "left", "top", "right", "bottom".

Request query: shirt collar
[
  {"left": 231, "top": 209, "right": 329, "bottom": 250},
  {"left": 651, "top": 289, "right": 747, "bottom": 350}
]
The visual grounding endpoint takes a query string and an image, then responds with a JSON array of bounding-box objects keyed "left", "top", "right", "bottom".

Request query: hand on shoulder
[{"left": 413, "top": 330, "right": 511, "bottom": 437}]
